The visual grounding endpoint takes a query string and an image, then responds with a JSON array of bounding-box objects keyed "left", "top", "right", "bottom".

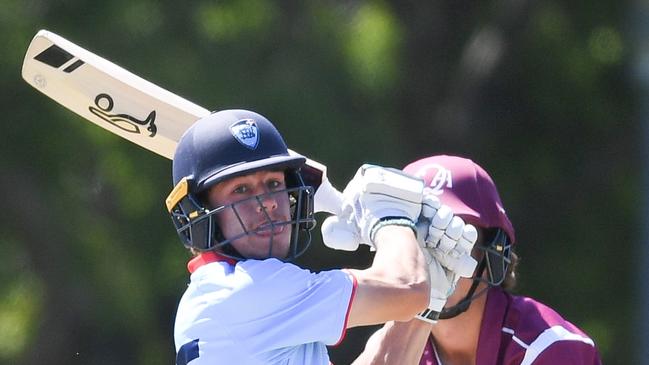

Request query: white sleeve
[{"left": 225, "top": 259, "right": 355, "bottom": 349}]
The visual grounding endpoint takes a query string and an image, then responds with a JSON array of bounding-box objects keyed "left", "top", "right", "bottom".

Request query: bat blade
[
  {"left": 22, "top": 29, "right": 208, "bottom": 159},
  {"left": 21, "top": 30, "right": 342, "bottom": 214}
]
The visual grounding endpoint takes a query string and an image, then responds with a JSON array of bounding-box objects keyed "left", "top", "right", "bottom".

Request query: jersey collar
[
  {"left": 187, "top": 251, "right": 238, "bottom": 273},
  {"left": 476, "top": 287, "right": 508, "bottom": 365}
]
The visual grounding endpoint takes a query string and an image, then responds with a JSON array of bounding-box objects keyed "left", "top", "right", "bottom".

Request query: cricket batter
[
  {"left": 167, "top": 110, "right": 478, "bottom": 364},
  {"left": 352, "top": 155, "right": 603, "bottom": 365}
]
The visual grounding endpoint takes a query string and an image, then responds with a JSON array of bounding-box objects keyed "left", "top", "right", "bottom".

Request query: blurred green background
[{"left": 1, "top": 1, "right": 642, "bottom": 364}]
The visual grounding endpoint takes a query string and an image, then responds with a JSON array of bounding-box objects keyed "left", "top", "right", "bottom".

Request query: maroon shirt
[{"left": 420, "top": 288, "right": 602, "bottom": 365}]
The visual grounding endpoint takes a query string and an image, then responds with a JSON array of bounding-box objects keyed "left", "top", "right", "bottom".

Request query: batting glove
[
  {"left": 321, "top": 164, "right": 424, "bottom": 250},
  {"left": 415, "top": 190, "right": 478, "bottom": 323}
]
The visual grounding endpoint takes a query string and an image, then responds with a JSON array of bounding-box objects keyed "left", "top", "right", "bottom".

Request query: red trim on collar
[{"left": 187, "top": 251, "right": 238, "bottom": 273}]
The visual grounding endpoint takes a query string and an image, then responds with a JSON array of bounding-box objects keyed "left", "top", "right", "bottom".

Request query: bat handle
[{"left": 314, "top": 177, "right": 343, "bottom": 215}]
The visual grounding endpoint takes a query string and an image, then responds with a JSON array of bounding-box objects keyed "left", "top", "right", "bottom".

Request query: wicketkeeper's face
[{"left": 206, "top": 170, "right": 293, "bottom": 259}]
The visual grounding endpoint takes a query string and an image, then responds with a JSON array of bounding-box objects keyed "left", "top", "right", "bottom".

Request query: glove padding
[
  {"left": 415, "top": 191, "right": 478, "bottom": 323},
  {"left": 416, "top": 192, "right": 478, "bottom": 277},
  {"left": 321, "top": 164, "right": 424, "bottom": 250}
]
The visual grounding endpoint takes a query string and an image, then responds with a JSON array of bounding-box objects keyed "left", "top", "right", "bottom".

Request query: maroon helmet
[{"left": 404, "top": 155, "right": 515, "bottom": 318}]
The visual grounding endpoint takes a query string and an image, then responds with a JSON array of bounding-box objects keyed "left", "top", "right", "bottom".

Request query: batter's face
[{"left": 207, "top": 170, "right": 292, "bottom": 260}]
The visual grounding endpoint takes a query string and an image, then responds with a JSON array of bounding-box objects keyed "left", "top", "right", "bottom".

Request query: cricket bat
[{"left": 21, "top": 30, "right": 342, "bottom": 215}]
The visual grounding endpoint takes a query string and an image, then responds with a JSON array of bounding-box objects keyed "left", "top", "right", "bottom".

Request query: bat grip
[{"left": 313, "top": 178, "right": 343, "bottom": 215}]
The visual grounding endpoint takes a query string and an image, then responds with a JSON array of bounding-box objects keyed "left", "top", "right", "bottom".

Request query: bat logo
[
  {"left": 88, "top": 93, "right": 157, "bottom": 137},
  {"left": 229, "top": 119, "right": 259, "bottom": 149}
]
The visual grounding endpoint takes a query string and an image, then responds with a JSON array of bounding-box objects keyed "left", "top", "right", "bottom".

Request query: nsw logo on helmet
[
  {"left": 230, "top": 119, "right": 259, "bottom": 149},
  {"left": 414, "top": 163, "right": 453, "bottom": 195}
]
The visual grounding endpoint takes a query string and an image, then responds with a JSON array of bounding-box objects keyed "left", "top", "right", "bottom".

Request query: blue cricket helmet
[
  {"left": 166, "top": 109, "right": 316, "bottom": 259},
  {"left": 172, "top": 109, "right": 306, "bottom": 192}
]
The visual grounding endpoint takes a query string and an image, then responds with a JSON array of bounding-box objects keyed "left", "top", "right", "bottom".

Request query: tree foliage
[{"left": 0, "top": 1, "right": 637, "bottom": 364}]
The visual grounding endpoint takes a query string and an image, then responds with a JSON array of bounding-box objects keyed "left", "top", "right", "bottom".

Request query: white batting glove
[
  {"left": 321, "top": 164, "right": 424, "bottom": 250},
  {"left": 417, "top": 249, "right": 460, "bottom": 323},
  {"left": 414, "top": 190, "right": 478, "bottom": 323},
  {"left": 321, "top": 210, "right": 364, "bottom": 251},
  {"left": 416, "top": 190, "right": 478, "bottom": 276}
]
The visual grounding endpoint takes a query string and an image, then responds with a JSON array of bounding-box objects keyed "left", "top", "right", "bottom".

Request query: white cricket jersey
[{"left": 174, "top": 252, "right": 356, "bottom": 365}]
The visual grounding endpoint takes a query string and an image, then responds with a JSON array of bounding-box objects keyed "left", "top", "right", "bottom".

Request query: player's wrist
[
  {"left": 371, "top": 219, "right": 417, "bottom": 245},
  {"left": 416, "top": 308, "right": 441, "bottom": 324},
  {"left": 416, "top": 295, "right": 446, "bottom": 324}
]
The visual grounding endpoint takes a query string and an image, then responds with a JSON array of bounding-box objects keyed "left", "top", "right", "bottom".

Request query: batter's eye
[
  {"left": 232, "top": 184, "right": 249, "bottom": 194},
  {"left": 267, "top": 179, "right": 285, "bottom": 191}
]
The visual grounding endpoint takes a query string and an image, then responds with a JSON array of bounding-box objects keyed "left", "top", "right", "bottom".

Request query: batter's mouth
[{"left": 253, "top": 222, "right": 286, "bottom": 236}]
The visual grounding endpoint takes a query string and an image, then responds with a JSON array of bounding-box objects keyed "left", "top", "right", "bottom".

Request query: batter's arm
[
  {"left": 345, "top": 226, "right": 430, "bottom": 327},
  {"left": 350, "top": 319, "right": 432, "bottom": 365}
]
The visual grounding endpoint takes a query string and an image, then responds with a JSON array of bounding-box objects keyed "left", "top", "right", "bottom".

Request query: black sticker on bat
[
  {"left": 34, "top": 45, "right": 74, "bottom": 68},
  {"left": 63, "top": 59, "right": 85, "bottom": 73}
]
